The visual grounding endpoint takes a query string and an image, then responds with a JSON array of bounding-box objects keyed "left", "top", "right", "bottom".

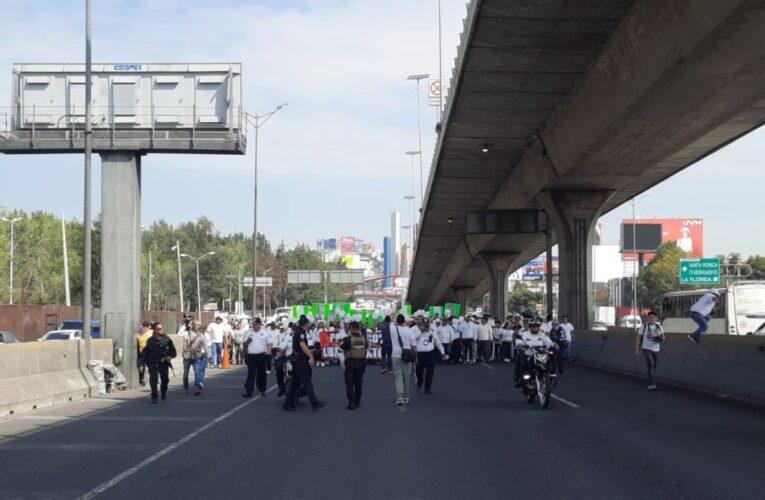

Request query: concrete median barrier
[
  {"left": 0, "top": 339, "right": 114, "bottom": 417},
  {"left": 575, "top": 330, "right": 765, "bottom": 402}
]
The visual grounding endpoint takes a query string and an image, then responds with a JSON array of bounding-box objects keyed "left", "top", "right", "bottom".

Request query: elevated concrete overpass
[{"left": 408, "top": 0, "right": 765, "bottom": 326}]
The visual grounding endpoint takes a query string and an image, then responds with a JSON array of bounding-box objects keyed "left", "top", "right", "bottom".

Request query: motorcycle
[{"left": 519, "top": 345, "right": 556, "bottom": 409}]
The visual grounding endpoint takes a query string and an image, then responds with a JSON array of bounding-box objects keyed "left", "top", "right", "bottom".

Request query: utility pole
[
  {"left": 1, "top": 216, "right": 21, "bottom": 305},
  {"left": 61, "top": 212, "right": 71, "bottom": 306},
  {"left": 171, "top": 242, "right": 184, "bottom": 312},
  {"left": 147, "top": 250, "right": 153, "bottom": 311},
  {"left": 82, "top": 0, "right": 94, "bottom": 362}
]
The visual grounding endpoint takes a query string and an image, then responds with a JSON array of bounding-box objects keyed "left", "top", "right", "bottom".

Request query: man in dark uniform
[
  {"left": 284, "top": 316, "right": 325, "bottom": 412},
  {"left": 340, "top": 320, "right": 368, "bottom": 410},
  {"left": 143, "top": 322, "right": 177, "bottom": 403}
]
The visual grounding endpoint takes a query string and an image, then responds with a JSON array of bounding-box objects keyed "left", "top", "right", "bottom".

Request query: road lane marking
[
  {"left": 14, "top": 415, "right": 208, "bottom": 422},
  {"left": 551, "top": 394, "right": 580, "bottom": 408},
  {"left": 75, "top": 384, "right": 278, "bottom": 500},
  {"left": 0, "top": 443, "right": 169, "bottom": 451},
  {"left": 480, "top": 363, "right": 495, "bottom": 370}
]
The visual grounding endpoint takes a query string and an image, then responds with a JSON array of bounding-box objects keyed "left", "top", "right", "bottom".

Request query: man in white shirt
[
  {"left": 514, "top": 319, "right": 553, "bottom": 387},
  {"left": 241, "top": 318, "right": 272, "bottom": 397},
  {"left": 460, "top": 316, "right": 476, "bottom": 364},
  {"left": 413, "top": 318, "right": 446, "bottom": 394},
  {"left": 476, "top": 315, "right": 493, "bottom": 363},
  {"left": 391, "top": 314, "right": 416, "bottom": 406},
  {"left": 688, "top": 289, "right": 719, "bottom": 344},
  {"left": 559, "top": 316, "right": 575, "bottom": 361},
  {"left": 634, "top": 310, "right": 664, "bottom": 391},
  {"left": 205, "top": 316, "right": 226, "bottom": 368},
  {"left": 273, "top": 324, "right": 291, "bottom": 396}
]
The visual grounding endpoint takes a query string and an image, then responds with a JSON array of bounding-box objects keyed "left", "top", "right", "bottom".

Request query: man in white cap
[{"left": 688, "top": 289, "right": 720, "bottom": 344}]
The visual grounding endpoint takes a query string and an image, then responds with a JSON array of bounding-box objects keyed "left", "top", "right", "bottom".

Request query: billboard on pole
[
  {"left": 340, "top": 236, "right": 356, "bottom": 254},
  {"left": 622, "top": 218, "right": 704, "bottom": 261}
]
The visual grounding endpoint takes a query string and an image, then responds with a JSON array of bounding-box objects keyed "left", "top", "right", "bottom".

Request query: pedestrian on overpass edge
[
  {"left": 635, "top": 311, "right": 664, "bottom": 391},
  {"left": 688, "top": 289, "right": 720, "bottom": 344}
]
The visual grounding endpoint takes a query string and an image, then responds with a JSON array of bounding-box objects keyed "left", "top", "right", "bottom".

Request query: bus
[{"left": 660, "top": 281, "right": 765, "bottom": 335}]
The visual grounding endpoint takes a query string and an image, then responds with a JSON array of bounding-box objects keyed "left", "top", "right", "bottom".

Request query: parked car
[
  {"left": 39, "top": 330, "right": 82, "bottom": 341},
  {"left": 59, "top": 320, "right": 101, "bottom": 338},
  {"left": 591, "top": 321, "right": 609, "bottom": 332},
  {"left": 0, "top": 331, "right": 19, "bottom": 343}
]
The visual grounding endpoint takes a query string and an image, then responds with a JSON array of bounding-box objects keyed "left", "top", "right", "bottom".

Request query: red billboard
[
  {"left": 622, "top": 218, "right": 703, "bottom": 261},
  {"left": 340, "top": 236, "right": 356, "bottom": 254}
]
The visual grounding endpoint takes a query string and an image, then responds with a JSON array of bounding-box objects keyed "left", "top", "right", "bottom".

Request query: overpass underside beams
[{"left": 410, "top": 0, "right": 765, "bottom": 310}]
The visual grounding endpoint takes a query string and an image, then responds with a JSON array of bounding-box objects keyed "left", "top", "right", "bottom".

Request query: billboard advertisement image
[
  {"left": 340, "top": 236, "right": 356, "bottom": 254},
  {"left": 622, "top": 218, "right": 703, "bottom": 261},
  {"left": 522, "top": 257, "right": 559, "bottom": 281}
]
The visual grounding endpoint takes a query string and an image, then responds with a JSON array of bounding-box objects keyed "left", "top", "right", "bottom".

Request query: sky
[{"left": 0, "top": 0, "right": 762, "bottom": 259}]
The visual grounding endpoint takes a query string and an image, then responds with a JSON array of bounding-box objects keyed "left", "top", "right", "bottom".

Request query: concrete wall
[
  {"left": 0, "top": 339, "right": 113, "bottom": 417},
  {"left": 575, "top": 330, "right": 765, "bottom": 402}
]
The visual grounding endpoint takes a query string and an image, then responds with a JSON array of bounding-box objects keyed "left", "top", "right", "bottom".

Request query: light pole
[
  {"left": 437, "top": 0, "right": 444, "bottom": 120},
  {"left": 630, "top": 192, "right": 651, "bottom": 331},
  {"left": 243, "top": 103, "right": 288, "bottom": 317},
  {"left": 405, "top": 150, "right": 420, "bottom": 212},
  {"left": 226, "top": 274, "right": 236, "bottom": 312},
  {"left": 262, "top": 267, "right": 273, "bottom": 318},
  {"left": 61, "top": 212, "right": 71, "bottom": 306},
  {"left": 181, "top": 252, "right": 216, "bottom": 318},
  {"left": 407, "top": 74, "right": 428, "bottom": 203},
  {"left": 82, "top": 0, "right": 94, "bottom": 362},
  {"left": 1, "top": 216, "right": 22, "bottom": 305},
  {"left": 237, "top": 261, "right": 251, "bottom": 315},
  {"left": 147, "top": 250, "right": 153, "bottom": 311},
  {"left": 171, "top": 242, "right": 184, "bottom": 312}
]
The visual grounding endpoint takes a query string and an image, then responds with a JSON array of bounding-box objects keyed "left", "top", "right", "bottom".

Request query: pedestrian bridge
[{"left": 409, "top": 0, "right": 765, "bottom": 327}]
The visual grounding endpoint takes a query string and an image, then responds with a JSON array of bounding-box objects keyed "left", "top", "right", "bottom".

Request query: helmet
[{"left": 528, "top": 319, "right": 541, "bottom": 328}]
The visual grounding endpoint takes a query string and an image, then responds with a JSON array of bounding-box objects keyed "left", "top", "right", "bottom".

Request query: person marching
[
  {"left": 136, "top": 321, "right": 153, "bottom": 386},
  {"left": 241, "top": 318, "right": 272, "bottom": 398},
  {"left": 635, "top": 311, "right": 665, "bottom": 390},
  {"left": 143, "top": 322, "right": 177, "bottom": 403},
  {"left": 413, "top": 317, "right": 446, "bottom": 394},
  {"left": 179, "top": 319, "right": 207, "bottom": 395},
  {"left": 284, "top": 316, "right": 325, "bottom": 412},
  {"left": 339, "top": 320, "right": 368, "bottom": 410},
  {"left": 391, "top": 314, "right": 417, "bottom": 407},
  {"left": 273, "top": 322, "right": 291, "bottom": 396}
]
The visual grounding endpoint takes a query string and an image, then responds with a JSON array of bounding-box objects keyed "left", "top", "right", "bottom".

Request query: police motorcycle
[{"left": 516, "top": 322, "right": 556, "bottom": 409}]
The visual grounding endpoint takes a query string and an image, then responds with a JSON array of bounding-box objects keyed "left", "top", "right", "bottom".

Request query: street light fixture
[
  {"left": 262, "top": 267, "right": 273, "bottom": 318},
  {"left": 181, "top": 251, "right": 216, "bottom": 317},
  {"left": 171, "top": 242, "right": 185, "bottom": 312},
  {"left": 0, "top": 216, "right": 22, "bottom": 305},
  {"left": 243, "top": 104, "right": 288, "bottom": 317},
  {"left": 403, "top": 195, "right": 416, "bottom": 250}
]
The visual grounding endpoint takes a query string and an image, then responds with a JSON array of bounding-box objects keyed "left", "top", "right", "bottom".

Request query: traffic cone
[{"left": 222, "top": 343, "right": 231, "bottom": 369}]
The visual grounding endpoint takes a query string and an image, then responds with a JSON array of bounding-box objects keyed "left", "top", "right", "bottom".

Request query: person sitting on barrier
[
  {"left": 635, "top": 311, "right": 664, "bottom": 391},
  {"left": 688, "top": 289, "right": 719, "bottom": 344}
]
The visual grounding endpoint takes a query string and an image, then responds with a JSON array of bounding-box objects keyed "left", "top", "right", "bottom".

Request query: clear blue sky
[{"left": 0, "top": 1, "right": 761, "bottom": 258}]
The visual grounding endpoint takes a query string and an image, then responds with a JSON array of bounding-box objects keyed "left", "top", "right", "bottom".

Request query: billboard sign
[
  {"left": 622, "top": 218, "right": 704, "bottom": 261},
  {"left": 620, "top": 223, "right": 663, "bottom": 253},
  {"left": 522, "top": 257, "right": 559, "bottom": 281},
  {"left": 340, "top": 236, "right": 356, "bottom": 254}
]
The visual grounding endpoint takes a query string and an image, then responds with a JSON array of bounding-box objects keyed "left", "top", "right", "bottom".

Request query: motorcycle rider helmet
[{"left": 528, "top": 319, "right": 542, "bottom": 330}]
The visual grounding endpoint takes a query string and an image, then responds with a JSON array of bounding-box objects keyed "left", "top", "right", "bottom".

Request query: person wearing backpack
[
  {"left": 391, "top": 314, "right": 417, "bottom": 407},
  {"left": 413, "top": 317, "right": 446, "bottom": 394},
  {"left": 634, "top": 311, "right": 665, "bottom": 391}
]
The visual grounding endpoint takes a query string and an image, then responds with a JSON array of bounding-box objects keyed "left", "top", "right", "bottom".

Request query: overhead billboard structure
[
  {"left": 622, "top": 218, "right": 704, "bottom": 262},
  {"left": 620, "top": 223, "right": 662, "bottom": 254},
  {"left": 522, "top": 257, "right": 559, "bottom": 281},
  {"left": 287, "top": 270, "right": 323, "bottom": 284},
  {"left": 1, "top": 63, "right": 245, "bottom": 154}
]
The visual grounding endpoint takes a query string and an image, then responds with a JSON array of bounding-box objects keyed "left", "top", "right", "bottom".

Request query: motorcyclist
[{"left": 513, "top": 318, "right": 553, "bottom": 387}]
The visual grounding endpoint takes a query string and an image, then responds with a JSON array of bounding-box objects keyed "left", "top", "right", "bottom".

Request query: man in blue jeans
[
  {"left": 179, "top": 319, "right": 207, "bottom": 395},
  {"left": 379, "top": 316, "right": 392, "bottom": 374},
  {"left": 689, "top": 289, "right": 720, "bottom": 344}
]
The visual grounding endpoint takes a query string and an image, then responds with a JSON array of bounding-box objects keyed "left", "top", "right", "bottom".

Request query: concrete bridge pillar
[
  {"left": 538, "top": 189, "right": 613, "bottom": 330},
  {"left": 100, "top": 152, "right": 142, "bottom": 388},
  {"left": 450, "top": 286, "right": 474, "bottom": 317},
  {"left": 480, "top": 253, "right": 518, "bottom": 320}
]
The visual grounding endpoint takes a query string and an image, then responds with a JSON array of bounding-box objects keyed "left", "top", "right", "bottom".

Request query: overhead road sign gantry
[
  {"left": 679, "top": 258, "right": 720, "bottom": 285},
  {"left": 241, "top": 277, "right": 274, "bottom": 288}
]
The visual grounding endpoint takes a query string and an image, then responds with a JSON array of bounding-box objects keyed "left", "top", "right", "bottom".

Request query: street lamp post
[
  {"left": 243, "top": 103, "right": 288, "bottom": 317},
  {"left": 407, "top": 74, "right": 429, "bottom": 205},
  {"left": 83, "top": 0, "right": 94, "bottom": 362},
  {"left": 226, "top": 274, "right": 236, "bottom": 312},
  {"left": 630, "top": 192, "right": 651, "bottom": 332},
  {"left": 171, "top": 242, "right": 184, "bottom": 312},
  {"left": 0, "top": 216, "right": 22, "bottom": 305},
  {"left": 403, "top": 195, "right": 415, "bottom": 250},
  {"left": 262, "top": 267, "right": 273, "bottom": 318},
  {"left": 181, "top": 252, "right": 216, "bottom": 318}
]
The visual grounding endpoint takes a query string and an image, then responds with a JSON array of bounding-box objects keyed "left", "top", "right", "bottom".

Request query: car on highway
[
  {"left": 38, "top": 330, "right": 82, "bottom": 341},
  {"left": 0, "top": 331, "right": 19, "bottom": 343},
  {"left": 60, "top": 319, "right": 101, "bottom": 338},
  {"left": 591, "top": 321, "right": 609, "bottom": 332}
]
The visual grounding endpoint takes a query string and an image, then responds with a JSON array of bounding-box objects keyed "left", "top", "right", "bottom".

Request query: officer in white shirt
[
  {"left": 514, "top": 318, "right": 553, "bottom": 387},
  {"left": 559, "top": 316, "right": 575, "bottom": 361},
  {"left": 273, "top": 324, "right": 291, "bottom": 396},
  {"left": 688, "top": 289, "right": 719, "bottom": 344},
  {"left": 413, "top": 317, "right": 446, "bottom": 394},
  {"left": 634, "top": 311, "right": 664, "bottom": 391},
  {"left": 206, "top": 316, "right": 226, "bottom": 368},
  {"left": 241, "top": 318, "right": 272, "bottom": 397}
]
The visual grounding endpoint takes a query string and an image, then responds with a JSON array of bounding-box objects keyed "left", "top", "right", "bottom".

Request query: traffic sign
[
  {"left": 287, "top": 270, "right": 322, "bottom": 284},
  {"left": 242, "top": 276, "right": 273, "bottom": 288},
  {"left": 428, "top": 79, "right": 442, "bottom": 106},
  {"left": 679, "top": 258, "right": 720, "bottom": 285}
]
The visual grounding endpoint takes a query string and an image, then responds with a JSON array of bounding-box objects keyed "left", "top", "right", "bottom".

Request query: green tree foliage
[
  {"left": 637, "top": 242, "right": 699, "bottom": 311},
  {"left": 0, "top": 208, "right": 349, "bottom": 312},
  {"left": 747, "top": 255, "right": 765, "bottom": 280},
  {"left": 506, "top": 282, "right": 543, "bottom": 316}
]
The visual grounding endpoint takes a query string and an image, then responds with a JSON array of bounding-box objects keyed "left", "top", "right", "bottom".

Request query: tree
[
  {"left": 637, "top": 243, "right": 698, "bottom": 312},
  {"left": 506, "top": 282, "right": 543, "bottom": 316},
  {"left": 746, "top": 255, "right": 765, "bottom": 281}
]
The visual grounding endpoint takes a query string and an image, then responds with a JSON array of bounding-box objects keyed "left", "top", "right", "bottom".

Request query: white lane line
[
  {"left": 75, "top": 384, "right": 277, "bottom": 500},
  {"left": 0, "top": 443, "right": 169, "bottom": 451},
  {"left": 551, "top": 394, "right": 580, "bottom": 408},
  {"left": 15, "top": 416, "right": 208, "bottom": 422},
  {"left": 480, "top": 362, "right": 495, "bottom": 370}
]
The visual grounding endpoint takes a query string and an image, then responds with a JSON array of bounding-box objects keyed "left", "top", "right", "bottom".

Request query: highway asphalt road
[{"left": 0, "top": 360, "right": 763, "bottom": 500}]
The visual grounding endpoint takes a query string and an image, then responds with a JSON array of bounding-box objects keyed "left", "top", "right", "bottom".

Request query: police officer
[
  {"left": 242, "top": 318, "right": 272, "bottom": 398},
  {"left": 514, "top": 318, "right": 553, "bottom": 387},
  {"left": 340, "top": 320, "right": 368, "bottom": 409},
  {"left": 413, "top": 317, "right": 446, "bottom": 394},
  {"left": 273, "top": 323, "right": 291, "bottom": 396},
  {"left": 284, "top": 316, "right": 325, "bottom": 412},
  {"left": 143, "top": 322, "right": 177, "bottom": 403}
]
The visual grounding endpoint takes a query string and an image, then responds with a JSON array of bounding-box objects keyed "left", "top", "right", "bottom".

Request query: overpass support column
[
  {"left": 538, "top": 189, "right": 613, "bottom": 329},
  {"left": 450, "top": 286, "right": 473, "bottom": 317},
  {"left": 100, "top": 152, "right": 142, "bottom": 388},
  {"left": 480, "top": 253, "right": 518, "bottom": 320}
]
